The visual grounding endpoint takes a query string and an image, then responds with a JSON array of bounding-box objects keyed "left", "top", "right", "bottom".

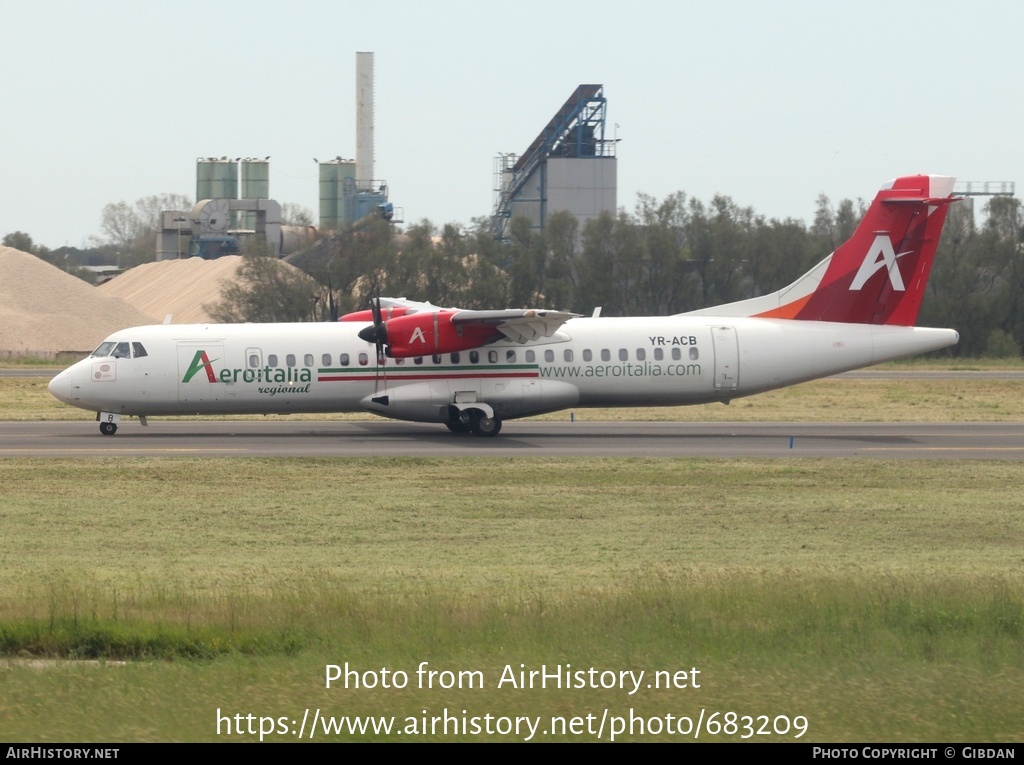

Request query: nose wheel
[{"left": 99, "top": 422, "right": 118, "bottom": 436}]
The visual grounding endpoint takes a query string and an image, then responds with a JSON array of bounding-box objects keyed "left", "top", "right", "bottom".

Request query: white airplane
[{"left": 50, "top": 174, "right": 959, "bottom": 437}]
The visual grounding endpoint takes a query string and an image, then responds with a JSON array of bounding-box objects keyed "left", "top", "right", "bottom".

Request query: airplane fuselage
[
  {"left": 48, "top": 174, "right": 962, "bottom": 436},
  {"left": 48, "top": 316, "right": 958, "bottom": 428}
]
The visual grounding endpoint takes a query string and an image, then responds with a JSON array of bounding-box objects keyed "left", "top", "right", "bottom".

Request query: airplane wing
[{"left": 450, "top": 309, "right": 579, "bottom": 343}]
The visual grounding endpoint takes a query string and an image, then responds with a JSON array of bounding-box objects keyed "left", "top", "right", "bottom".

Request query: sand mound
[
  {"left": 99, "top": 256, "right": 246, "bottom": 324},
  {"left": 0, "top": 246, "right": 159, "bottom": 355}
]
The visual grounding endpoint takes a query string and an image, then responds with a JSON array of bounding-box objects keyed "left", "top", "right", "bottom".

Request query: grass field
[
  {"left": 1, "top": 364, "right": 1022, "bottom": 742},
  {"left": 1, "top": 456, "right": 1022, "bottom": 742}
]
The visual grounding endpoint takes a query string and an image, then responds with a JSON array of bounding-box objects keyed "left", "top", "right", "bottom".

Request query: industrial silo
[
  {"left": 319, "top": 158, "right": 355, "bottom": 231},
  {"left": 239, "top": 158, "right": 270, "bottom": 230},
  {"left": 196, "top": 158, "right": 238, "bottom": 202}
]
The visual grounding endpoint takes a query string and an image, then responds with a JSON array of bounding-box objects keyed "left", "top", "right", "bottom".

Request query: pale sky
[{"left": 2, "top": 0, "right": 1022, "bottom": 249}]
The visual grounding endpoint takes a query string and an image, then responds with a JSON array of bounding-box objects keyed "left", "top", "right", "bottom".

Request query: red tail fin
[{"left": 686, "top": 175, "right": 957, "bottom": 325}]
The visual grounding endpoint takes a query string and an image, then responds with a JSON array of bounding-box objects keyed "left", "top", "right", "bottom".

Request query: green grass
[
  {"left": 0, "top": 353, "right": 85, "bottom": 367},
  {"left": 4, "top": 359, "right": 1023, "bottom": 741},
  {"left": 1, "top": 458, "right": 1023, "bottom": 741}
]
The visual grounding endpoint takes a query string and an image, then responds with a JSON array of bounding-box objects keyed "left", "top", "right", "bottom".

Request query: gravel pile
[
  {"left": 0, "top": 246, "right": 159, "bottom": 355},
  {"left": 100, "top": 256, "right": 245, "bottom": 324}
]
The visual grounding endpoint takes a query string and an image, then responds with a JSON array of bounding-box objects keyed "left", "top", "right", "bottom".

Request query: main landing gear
[
  {"left": 446, "top": 408, "right": 502, "bottom": 437},
  {"left": 470, "top": 415, "right": 502, "bottom": 437}
]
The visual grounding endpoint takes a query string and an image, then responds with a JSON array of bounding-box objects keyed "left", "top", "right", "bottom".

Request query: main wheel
[
  {"left": 99, "top": 422, "right": 117, "bottom": 436},
  {"left": 445, "top": 420, "right": 471, "bottom": 434},
  {"left": 470, "top": 414, "right": 502, "bottom": 437}
]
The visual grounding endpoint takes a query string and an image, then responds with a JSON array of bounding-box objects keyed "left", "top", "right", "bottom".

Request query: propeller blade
[{"left": 366, "top": 281, "right": 388, "bottom": 393}]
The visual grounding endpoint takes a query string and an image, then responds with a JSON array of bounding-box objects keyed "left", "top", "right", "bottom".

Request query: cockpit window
[
  {"left": 91, "top": 341, "right": 116, "bottom": 358},
  {"left": 112, "top": 342, "right": 131, "bottom": 359},
  {"left": 132, "top": 342, "right": 148, "bottom": 358}
]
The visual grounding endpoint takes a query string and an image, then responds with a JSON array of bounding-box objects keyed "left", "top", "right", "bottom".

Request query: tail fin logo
[{"left": 850, "top": 234, "right": 911, "bottom": 292}]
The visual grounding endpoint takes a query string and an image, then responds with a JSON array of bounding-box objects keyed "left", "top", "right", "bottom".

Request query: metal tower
[{"left": 491, "top": 84, "right": 617, "bottom": 240}]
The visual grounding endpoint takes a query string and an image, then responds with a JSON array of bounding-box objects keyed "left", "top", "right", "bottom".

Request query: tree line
[
  {"left": 6, "top": 189, "right": 1022, "bottom": 358},
  {"left": 213, "top": 192, "right": 1023, "bottom": 358}
]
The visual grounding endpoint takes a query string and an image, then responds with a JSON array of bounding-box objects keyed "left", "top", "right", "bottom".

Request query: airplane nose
[{"left": 48, "top": 369, "right": 75, "bottom": 404}]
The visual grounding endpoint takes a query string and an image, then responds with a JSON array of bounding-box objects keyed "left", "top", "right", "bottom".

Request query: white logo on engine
[
  {"left": 409, "top": 326, "right": 427, "bottom": 345},
  {"left": 850, "top": 234, "right": 910, "bottom": 291}
]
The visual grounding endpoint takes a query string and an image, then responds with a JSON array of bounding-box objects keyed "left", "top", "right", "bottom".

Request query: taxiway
[{"left": 2, "top": 420, "right": 1022, "bottom": 459}]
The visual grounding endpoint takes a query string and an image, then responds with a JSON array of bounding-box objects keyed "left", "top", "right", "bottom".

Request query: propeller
[
  {"left": 358, "top": 285, "right": 389, "bottom": 358},
  {"left": 357, "top": 282, "right": 389, "bottom": 394}
]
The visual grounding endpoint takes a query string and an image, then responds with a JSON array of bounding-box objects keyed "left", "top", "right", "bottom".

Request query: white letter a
[{"left": 850, "top": 235, "right": 907, "bottom": 291}]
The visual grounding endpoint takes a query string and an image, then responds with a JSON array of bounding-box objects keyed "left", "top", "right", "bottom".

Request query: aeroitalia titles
[{"left": 181, "top": 350, "right": 312, "bottom": 387}]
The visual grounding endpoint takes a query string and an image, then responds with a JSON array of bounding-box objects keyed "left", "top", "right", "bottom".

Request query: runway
[{"left": 2, "top": 420, "right": 1023, "bottom": 459}]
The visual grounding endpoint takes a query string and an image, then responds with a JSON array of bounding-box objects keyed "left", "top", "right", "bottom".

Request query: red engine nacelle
[
  {"left": 339, "top": 306, "right": 414, "bottom": 322},
  {"left": 382, "top": 311, "right": 502, "bottom": 358}
]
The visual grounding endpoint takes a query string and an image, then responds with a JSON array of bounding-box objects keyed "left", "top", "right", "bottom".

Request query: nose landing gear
[{"left": 97, "top": 412, "right": 121, "bottom": 436}]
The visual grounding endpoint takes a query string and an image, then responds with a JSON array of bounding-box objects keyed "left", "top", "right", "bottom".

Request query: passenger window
[
  {"left": 358, "top": 352, "right": 368, "bottom": 366},
  {"left": 636, "top": 348, "right": 646, "bottom": 361},
  {"left": 414, "top": 356, "right": 423, "bottom": 365},
  {"left": 451, "top": 352, "right": 461, "bottom": 364},
  {"left": 286, "top": 354, "right": 296, "bottom": 367},
  {"left": 601, "top": 349, "right": 610, "bottom": 362},
  {"left": 583, "top": 349, "right": 592, "bottom": 362},
  {"left": 469, "top": 351, "right": 479, "bottom": 364},
  {"left": 395, "top": 357, "right": 405, "bottom": 366},
  {"left": 249, "top": 354, "right": 260, "bottom": 368},
  {"left": 112, "top": 342, "right": 130, "bottom": 359},
  {"left": 304, "top": 354, "right": 314, "bottom": 367},
  {"left": 619, "top": 348, "right": 628, "bottom": 361},
  {"left": 671, "top": 348, "right": 681, "bottom": 361},
  {"left": 340, "top": 353, "right": 350, "bottom": 366},
  {"left": 690, "top": 347, "right": 700, "bottom": 360},
  {"left": 564, "top": 349, "right": 573, "bottom": 362},
  {"left": 322, "top": 354, "right": 331, "bottom": 366},
  {"left": 525, "top": 350, "right": 535, "bottom": 363},
  {"left": 488, "top": 350, "right": 498, "bottom": 363},
  {"left": 544, "top": 350, "right": 554, "bottom": 362},
  {"left": 654, "top": 348, "right": 664, "bottom": 361},
  {"left": 506, "top": 350, "right": 516, "bottom": 363},
  {"left": 432, "top": 354, "right": 442, "bottom": 364},
  {"left": 268, "top": 354, "right": 278, "bottom": 366}
]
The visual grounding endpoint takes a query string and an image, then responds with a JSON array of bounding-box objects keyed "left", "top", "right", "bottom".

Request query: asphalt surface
[
  {"left": 2, "top": 420, "right": 1023, "bottom": 459},
  {"left": 4, "top": 368, "right": 1022, "bottom": 459}
]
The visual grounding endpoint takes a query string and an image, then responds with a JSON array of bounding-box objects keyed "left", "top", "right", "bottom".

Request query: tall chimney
[{"left": 356, "top": 52, "right": 374, "bottom": 183}]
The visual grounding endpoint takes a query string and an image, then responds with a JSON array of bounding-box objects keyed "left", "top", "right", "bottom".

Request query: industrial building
[
  {"left": 491, "top": 84, "right": 617, "bottom": 240},
  {"left": 155, "top": 64, "right": 616, "bottom": 260},
  {"left": 156, "top": 53, "right": 393, "bottom": 261}
]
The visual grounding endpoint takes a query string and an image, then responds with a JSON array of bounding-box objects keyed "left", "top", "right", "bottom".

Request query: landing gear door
[
  {"left": 712, "top": 326, "right": 739, "bottom": 391},
  {"left": 177, "top": 343, "right": 225, "bottom": 403}
]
